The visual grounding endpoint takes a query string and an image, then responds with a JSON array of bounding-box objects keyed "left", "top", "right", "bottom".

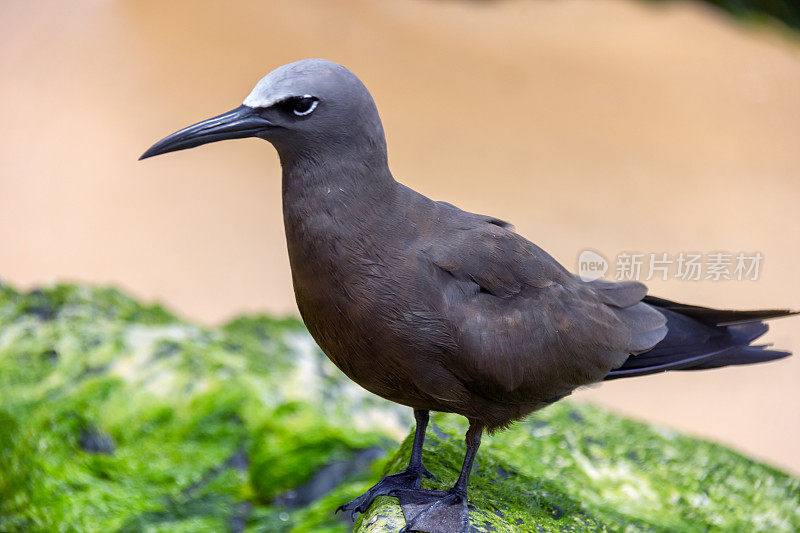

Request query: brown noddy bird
[{"left": 141, "top": 59, "right": 796, "bottom": 532}]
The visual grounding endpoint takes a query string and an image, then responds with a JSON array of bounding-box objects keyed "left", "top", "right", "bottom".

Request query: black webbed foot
[
  {"left": 420, "top": 464, "right": 436, "bottom": 480},
  {"left": 392, "top": 488, "right": 469, "bottom": 533},
  {"left": 335, "top": 467, "right": 429, "bottom": 521}
]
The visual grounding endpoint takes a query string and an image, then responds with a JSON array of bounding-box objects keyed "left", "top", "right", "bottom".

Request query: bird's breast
[{"left": 283, "top": 214, "right": 411, "bottom": 391}]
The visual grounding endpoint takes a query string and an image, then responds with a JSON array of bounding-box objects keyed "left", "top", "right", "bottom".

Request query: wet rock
[
  {"left": 79, "top": 426, "right": 116, "bottom": 455},
  {"left": 0, "top": 283, "right": 406, "bottom": 532},
  {"left": 273, "top": 447, "right": 384, "bottom": 508},
  {"left": 357, "top": 408, "right": 800, "bottom": 532}
]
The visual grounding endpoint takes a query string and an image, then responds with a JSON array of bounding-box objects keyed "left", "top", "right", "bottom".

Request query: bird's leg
[
  {"left": 336, "top": 409, "right": 434, "bottom": 520},
  {"left": 407, "top": 409, "right": 436, "bottom": 480},
  {"left": 393, "top": 420, "right": 483, "bottom": 533}
]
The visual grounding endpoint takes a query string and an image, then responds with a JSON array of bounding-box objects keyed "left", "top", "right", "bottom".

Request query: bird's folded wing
[{"left": 420, "top": 221, "right": 666, "bottom": 403}]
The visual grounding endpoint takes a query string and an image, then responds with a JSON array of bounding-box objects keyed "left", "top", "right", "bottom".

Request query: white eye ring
[{"left": 293, "top": 96, "right": 318, "bottom": 116}]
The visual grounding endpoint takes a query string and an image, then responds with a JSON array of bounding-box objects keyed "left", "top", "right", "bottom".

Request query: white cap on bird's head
[{"left": 141, "top": 58, "right": 387, "bottom": 165}]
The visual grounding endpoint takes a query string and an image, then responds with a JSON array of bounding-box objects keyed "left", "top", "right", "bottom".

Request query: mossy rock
[
  {"left": 0, "top": 282, "right": 406, "bottom": 532},
  {"left": 355, "top": 409, "right": 800, "bottom": 532},
  {"left": 0, "top": 282, "right": 797, "bottom": 532}
]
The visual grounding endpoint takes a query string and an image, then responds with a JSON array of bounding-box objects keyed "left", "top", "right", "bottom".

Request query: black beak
[{"left": 139, "top": 105, "right": 271, "bottom": 160}]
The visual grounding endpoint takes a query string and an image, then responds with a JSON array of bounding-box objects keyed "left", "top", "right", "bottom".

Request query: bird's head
[{"left": 140, "top": 59, "right": 387, "bottom": 165}]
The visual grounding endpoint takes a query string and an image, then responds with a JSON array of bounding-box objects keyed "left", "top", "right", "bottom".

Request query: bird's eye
[{"left": 292, "top": 95, "right": 318, "bottom": 116}]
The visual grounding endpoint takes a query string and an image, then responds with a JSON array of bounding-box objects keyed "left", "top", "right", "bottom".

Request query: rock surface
[
  {"left": 0, "top": 283, "right": 407, "bottom": 532},
  {"left": 0, "top": 283, "right": 797, "bottom": 532},
  {"left": 356, "top": 409, "right": 800, "bottom": 532}
]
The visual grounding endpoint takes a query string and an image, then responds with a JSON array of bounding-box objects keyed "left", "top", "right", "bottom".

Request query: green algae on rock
[
  {"left": 0, "top": 283, "right": 406, "bottom": 533},
  {"left": 356, "top": 409, "right": 800, "bottom": 532},
  {"left": 1, "top": 282, "right": 798, "bottom": 532}
]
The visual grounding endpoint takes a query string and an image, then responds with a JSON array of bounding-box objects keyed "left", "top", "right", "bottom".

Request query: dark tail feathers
[{"left": 605, "top": 296, "right": 796, "bottom": 381}]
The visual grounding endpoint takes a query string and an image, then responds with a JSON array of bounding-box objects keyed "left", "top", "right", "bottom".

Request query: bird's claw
[
  {"left": 336, "top": 467, "right": 432, "bottom": 521},
  {"left": 334, "top": 502, "right": 361, "bottom": 522},
  {"left": 393, "top": 488, "right": 469, "bottom": 533}
]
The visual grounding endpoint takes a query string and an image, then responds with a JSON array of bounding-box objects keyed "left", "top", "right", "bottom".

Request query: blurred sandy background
[{"left": 1, "top": 0, "right": 798, "bottom": 474}]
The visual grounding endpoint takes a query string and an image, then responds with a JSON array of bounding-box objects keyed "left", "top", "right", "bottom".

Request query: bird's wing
[{"left": 419, "top": 208, "right": 666, "bottom": 405}]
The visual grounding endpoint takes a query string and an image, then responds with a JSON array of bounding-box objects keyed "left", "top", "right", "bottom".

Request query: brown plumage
[{"left": 141, "top": 59, "right": 796, "bottom": 533}]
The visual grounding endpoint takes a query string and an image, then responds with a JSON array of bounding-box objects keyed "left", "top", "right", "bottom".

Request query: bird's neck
[
  {"left": 280, "top": 153, "right": 398, "bottom": 249},
  {"left": 281, "top": 147, "right": 395, "bottom": 199},
  {"left": 279, "top": 153, "right": 400, "bottom": 324}
]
